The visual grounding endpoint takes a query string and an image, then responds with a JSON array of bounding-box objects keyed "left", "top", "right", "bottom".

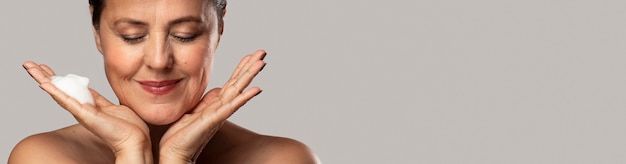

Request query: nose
[{"left": 144, "top": 33, "right": 173, "bottom": 70}]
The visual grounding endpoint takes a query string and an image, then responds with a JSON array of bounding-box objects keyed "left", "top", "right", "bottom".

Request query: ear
[
  {"left": 219, "top": 9, "right": 226, "bottom": 35},
  {"left": 92, "top": 27, "right": 104, "bottom": 54},
  {"left": 89, "top": 6, "right": 104, "bottom": 54}
]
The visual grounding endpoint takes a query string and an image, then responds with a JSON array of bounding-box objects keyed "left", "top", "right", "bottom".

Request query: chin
[
  {"left": 135, "top": 105, "right": 187, "bottom": 125},
  {"left": 143, "top": 115, "right": 182, "bottom": 125}
]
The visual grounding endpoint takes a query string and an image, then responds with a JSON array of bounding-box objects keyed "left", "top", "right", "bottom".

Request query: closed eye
[
  {"left": 172, "top": 34, "right": 198, "bottom": 43},
  {"left": 122, "top": 35, "right": 145, "bottom": 44}
]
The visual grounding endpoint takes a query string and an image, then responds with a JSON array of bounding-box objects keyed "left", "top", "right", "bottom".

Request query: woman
[{"left": 9, "top": 0, "right": 319, "bottom": 163}]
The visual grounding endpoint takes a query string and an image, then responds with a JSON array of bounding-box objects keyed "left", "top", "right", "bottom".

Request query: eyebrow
[
  {"left": 113, "top": 16, "right": 202, "bottom": 27},
  {"left": 168, "top": 16, "right": 203, "bottom": 26},
  {"left": 113, "top": 18, "right": 147, "bottom": 26}
]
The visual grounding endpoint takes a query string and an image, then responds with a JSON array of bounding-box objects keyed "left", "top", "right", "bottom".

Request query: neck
[{"left": 148, "top": 124, "right": 171, "bottom": 164}]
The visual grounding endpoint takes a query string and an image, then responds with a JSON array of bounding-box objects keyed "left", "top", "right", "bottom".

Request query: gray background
[{"left": 1, "top": 0, "right": 625, "bottom": 163}]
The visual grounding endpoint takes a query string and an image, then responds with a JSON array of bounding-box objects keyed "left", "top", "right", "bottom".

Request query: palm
[
  {"left": 24, "top": 61, "right": 150, "bottom": 152},
  {"left": 82, "top": 93, "right": 151, "bottom": 152}
]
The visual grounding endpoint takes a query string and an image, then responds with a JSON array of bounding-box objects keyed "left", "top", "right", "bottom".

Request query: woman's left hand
[{"left": 158, "top": 50, "right": 267, "bottom": 163}]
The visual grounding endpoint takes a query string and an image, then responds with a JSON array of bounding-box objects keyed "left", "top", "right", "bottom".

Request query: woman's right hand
[{"left": 23, "top": 61, "right": 153, "bottom": 164}]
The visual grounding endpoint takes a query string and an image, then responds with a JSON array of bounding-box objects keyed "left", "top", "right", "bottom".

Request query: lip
[{"left": 137, "top": 79, "right": 182, "bottom": 95}]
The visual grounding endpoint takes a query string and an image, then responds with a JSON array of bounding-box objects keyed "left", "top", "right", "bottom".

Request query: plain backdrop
[{"left": 1, "top": 0, "right": 625, "bottom": 163}]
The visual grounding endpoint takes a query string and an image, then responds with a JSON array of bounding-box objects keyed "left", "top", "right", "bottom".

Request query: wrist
[
  {"left": 159, "top": 147, "right": 200, "bottom": 164},
  {"left": 114, "top": 144, "right": 153, "bottom": 164},
  {"left": 159, "top": 156, "right": 193, "bottom": 164}
]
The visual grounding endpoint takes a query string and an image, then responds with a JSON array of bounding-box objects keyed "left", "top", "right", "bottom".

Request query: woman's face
[{"left": 93, "top": 0, "right": 221, "bottom": 125}]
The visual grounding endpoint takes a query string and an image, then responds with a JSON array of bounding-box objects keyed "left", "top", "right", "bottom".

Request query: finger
[
  {"left": 23, "top": 61, "right": 53, "bottom": 84},
  {"left": 40, "top": 82, "right": 96, "bottom": 119},
  {"left": 89, "top": 88, "right": 114, "bottom": 107},
  {"left": 221, "top": 56, "right": 248, "bottom": 92},
  {"left": 234, "top": 60, "right": 265, "bottom": 90},
  {"left": 23, "top": 61, "right": 53, "bottom": 77},
  {"left": 221, "top": 52, "right": 266, "bottom": 97},
  {"left": 236, "top": 50, "right": 266, "bottom": 79},
  {"left": 222, "top": 60, "right": 265, "bottom": 100},
  {"left": 210, "top": 87, "right": 262, "bottom": 121},
  {"left": 228, "top": 55, "right": 251, "bottom": 81},
  {"left": 226, "top": 50, "right": 266, "bottom": 86},
  {"left": 40, "top": 64, "right": 56, "bottom": 76},
  {"left": 22, "top": 61, "right": 39, "bottom": 70}
]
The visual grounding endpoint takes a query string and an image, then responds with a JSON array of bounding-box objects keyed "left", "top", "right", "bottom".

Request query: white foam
[{"left": 51, "top": 74, "right": 94, "bottom": 105}]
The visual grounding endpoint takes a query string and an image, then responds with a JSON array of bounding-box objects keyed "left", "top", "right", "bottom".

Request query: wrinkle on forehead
[
  {"left": 153, "top": 0, "right": 209, "bottom": 26},
  {"left": 104, "top": 0, "right": 216, "bottom": 30}
]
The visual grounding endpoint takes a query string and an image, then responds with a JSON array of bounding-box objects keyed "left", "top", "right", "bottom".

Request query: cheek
[
  {"left": 175, "top": 44, "right": 213, "bottom": 111},
  {"left": 101, "top": 38, "right": 143, "bottom": 98},
  {"left": 103, "top": 46, "right": 142, "bottom": 80},
  {"left": 177, "top": 45, "right": 213, "bottom": 85},
  {"left": 101, "top": 31, "right": 145, "bottom": 76}
]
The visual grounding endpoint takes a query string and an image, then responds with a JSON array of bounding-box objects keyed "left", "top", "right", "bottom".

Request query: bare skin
[
  {"left": 9, "top": 0, "right": 319, "bottom": 163},
  {"left": 10, "top": 121, "right": 318, "bottom": 164}
]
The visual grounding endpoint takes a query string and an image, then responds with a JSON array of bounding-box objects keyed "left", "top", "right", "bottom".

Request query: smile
[{"left": 138, "top": 79, "right": 182, "bottom": 95}]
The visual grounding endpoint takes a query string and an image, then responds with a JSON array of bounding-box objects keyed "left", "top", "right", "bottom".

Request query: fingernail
[
  {"left": 260, "top": 52, "right": 267, "bottom": 60},
  {"left": 255, "top": 90, "right": 263, "bottom": 96},
  {"left": 259, "top": 63, "right": 267, "bottom": 72},
  {"left": 22, "top": 64, "right": 28, "bottom": 70}
]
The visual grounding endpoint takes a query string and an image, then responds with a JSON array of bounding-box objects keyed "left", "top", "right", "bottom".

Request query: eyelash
[
  {"left": 121, "top": 34, "right": 199, "bottom": 44},
  {"left": 172, "top": 34, "right": 198, "bottom": 43},
  {"left": 122, "top": 35, "right": 145, "bottom": 44}
]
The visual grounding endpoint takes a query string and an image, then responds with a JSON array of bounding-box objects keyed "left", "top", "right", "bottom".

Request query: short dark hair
[{"left": 89, "top": 0, "right": 227, "bottom": 31}]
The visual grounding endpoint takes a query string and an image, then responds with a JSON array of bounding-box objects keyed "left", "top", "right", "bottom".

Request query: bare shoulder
[
  {"left": 8, "top": 125, "right": 113, "bottom": 164},
  {"left": 9, "top": 130, "right": 72, "bottom": 164},
  {"left": 201, "top": 122, "right": 320, "bottom": 163},
  {"left": 251, "top": 135, "right": 321, "bottom": 164}
]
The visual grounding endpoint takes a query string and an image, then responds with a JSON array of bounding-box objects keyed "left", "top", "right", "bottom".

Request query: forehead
[{"left": 102, "top": 0, "right": 214, "bottom": 24}]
